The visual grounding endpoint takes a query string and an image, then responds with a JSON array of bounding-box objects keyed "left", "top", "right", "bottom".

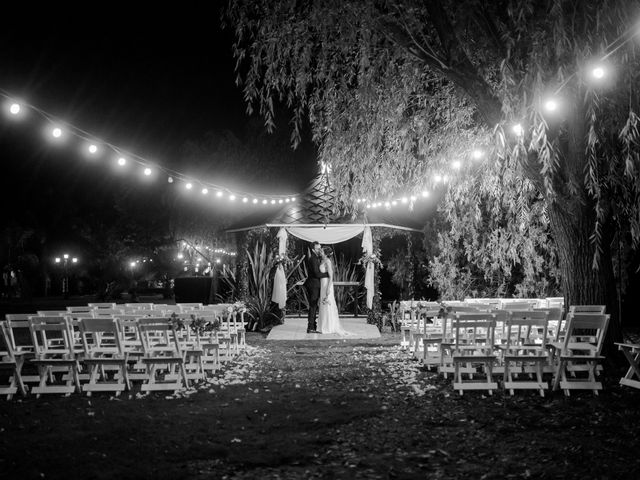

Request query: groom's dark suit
[{"left": 305, "top": 251, "right": 329, "bottom": 332}]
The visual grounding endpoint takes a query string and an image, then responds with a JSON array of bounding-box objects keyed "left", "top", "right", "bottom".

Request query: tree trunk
[{"left": 547, "top": 200, "right": 623, "bottom": 362}]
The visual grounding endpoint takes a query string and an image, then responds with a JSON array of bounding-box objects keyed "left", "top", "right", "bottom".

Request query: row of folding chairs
[
  {"left": 399, "top": 304, "right": 609, "bottom": 396},
  {"left": 18, "top": 302, "right": 247, "bottom": 351},
  {"left": 0, "top": 306, "right": 248, "bottom": 399}
]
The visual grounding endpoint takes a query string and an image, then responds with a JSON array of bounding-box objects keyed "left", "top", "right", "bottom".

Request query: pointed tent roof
[{"left": 225, "top": 168, "right": 434, "bottom": 233}]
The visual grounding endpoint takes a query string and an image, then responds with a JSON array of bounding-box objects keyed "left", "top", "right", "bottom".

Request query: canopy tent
[{"left": 225, "top": 168, "right": 433, "bottom": 311}]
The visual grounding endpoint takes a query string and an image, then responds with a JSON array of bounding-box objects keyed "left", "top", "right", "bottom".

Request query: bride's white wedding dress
[{"left": 318, "top": 260, "right": 353, "bottom": 336}]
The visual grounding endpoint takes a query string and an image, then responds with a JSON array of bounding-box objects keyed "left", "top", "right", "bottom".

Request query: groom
[{"left": 304, "top": 241, "right": 329, "bottom": 334}]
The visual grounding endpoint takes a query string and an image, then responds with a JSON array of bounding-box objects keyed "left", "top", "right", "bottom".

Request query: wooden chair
[
  {"left": 500, "top": 301, "right": 534, "bottom": 312},
  {"left": 501, "top": 311, "right": 550, "bottom": 396},
  {"left": 451, "top": 313, "right": 498, "bottom": 395},
  {"left": 92, "top": 308, "right": 125, "bottom": 318},
  {"left": 615, "top": 342, "right": 640, "bottom": 390},
  {"left": 124, "top": 303, "right": 154, "bottom": 310},
  {"left": 177, "top": 303, "right": 203, "bottom": 312},
  {"left": 0, "top": 321, "right": 28, "bottom": 399},
  {"left": 195, "top": 315, "right": 222, "bottom": 375},
  {"left": 3, "top": 315, "right": 39, "bottom": 386},
  {"left": 36, "top": 310, "right": 67, "bottom": 317},
  {"left": 114, "top": 315, "right": 148, "bottom": 382},
  {"left": 418, "top": 309, "right": 445, "bottom": 368},
  {"left": 88, "top": 303, "right": 117, "bottom": 310},
  {"left": 79, "top": 318, "right": 130, "bottom": 396},
  {"left": 67, "top": 306, "right": 95, "bottom": 314},
  {"left": 28, "top": 316, "right": 80, "bottom": 397},
  {"left": 136, "top": 317, "right": 189, "bottom": 393},
  {"left": 551, "top": 313, "right": 610, "bottom": 395}
]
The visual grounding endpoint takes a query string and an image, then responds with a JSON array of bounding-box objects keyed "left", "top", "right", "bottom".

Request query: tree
[
  {"left": 427, "top": 158, "right": 561, "bottom": 300},
  {"left": 224, "top": 0, "right": 640, "bottom": 351}
]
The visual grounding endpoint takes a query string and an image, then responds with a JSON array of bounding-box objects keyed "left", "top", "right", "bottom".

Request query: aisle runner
[{"left": 266, "top": 316, "right": 381, "bottom": 340}]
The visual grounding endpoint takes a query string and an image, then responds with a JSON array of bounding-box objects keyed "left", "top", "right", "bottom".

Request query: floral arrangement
[
  {"left": 359, "top": 252, "right": 383, "bottom": 269},
  {"left": 189, "top": 314, "right": 221, "bottom": 335},
  {"left": 274, "top": 253, "right": 292, "bottom": 268},
  {"left": 227, "top": 301, "right": 248, "bottom": 316},
  {"left": 169, "top": 312, "right": 185, "bottom": 330}
]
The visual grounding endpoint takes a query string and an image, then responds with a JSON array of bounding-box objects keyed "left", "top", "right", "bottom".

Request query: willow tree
[
  {"left": 427, "top": 155, "right": 561, "bottom": 300},
  {"left": 224, "top": 0, "right": 640, "bottom": 346}
]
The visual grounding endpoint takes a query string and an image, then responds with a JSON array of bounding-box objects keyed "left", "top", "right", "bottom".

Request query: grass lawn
[{"left": 1, "top": 331, "right": 640, "bottom": 479}]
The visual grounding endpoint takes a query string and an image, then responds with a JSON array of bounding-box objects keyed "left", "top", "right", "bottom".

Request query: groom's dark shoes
[{"left": 307, "top": 329, "right": 321, "bottom": 334}]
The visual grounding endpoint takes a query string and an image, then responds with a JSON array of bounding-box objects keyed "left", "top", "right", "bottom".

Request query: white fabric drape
[
  {"left": 277, "top": 227, "right": 288, "bottom": 255},
  {"left": 362, "top": 226, "right": 374, "bottom": 309},
  {"left": 271, "top": 228, "right": 288, "bottom": 309},
  {"left": 285, "top": 225, "right": 365, "bottom": 244}
]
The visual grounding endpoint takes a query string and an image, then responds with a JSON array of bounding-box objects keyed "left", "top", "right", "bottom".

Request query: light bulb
[
  {"left": 544, "top": 99, "right": 558, "bottom": 112},
  {"left": 513, "top": 123, "right": 524, "bottom": 136}
]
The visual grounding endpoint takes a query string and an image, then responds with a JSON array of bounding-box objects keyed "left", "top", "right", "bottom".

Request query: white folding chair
[
  {"left": 551, "top": 313, "right": 610, "bottom": 395},
  {"left": 451, "top": 313, "right": 498, "bottom": 395},
  {"left": 501, "top": 311, "right": 550, "bottom": 396},
  {"left": 28, "top": 316, "right": 80, "bottom": 397},
  {"left": 3, "top": 315, "right": 39, "bottom": 386},
  {"left": 114, "top": 315, "right": 148, "bottom": 382},
  {"left": 67, "top": 306, "right": 95, "bottom": 314},
  {"left": 88, "top": 303, "right": 117, "bottom": 310},
  {"left": 79, "top": 317, "right": 130, "bottom": 396},
  {"left": 615, "top": 342, "right": 640, "bottom": 390},
  {"left": 136, "top": 317, "right": 189, "bottom": 393},
  {"left": 177, "top": 303, "right": 203, "bottom": 312},
  {"left": 0, "top": 320, "right": 28, "bottom": 399}
]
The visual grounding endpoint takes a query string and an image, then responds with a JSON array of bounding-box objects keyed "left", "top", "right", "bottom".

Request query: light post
[{"left": 54, "top": 253, "right": 78, "bottom": 299}]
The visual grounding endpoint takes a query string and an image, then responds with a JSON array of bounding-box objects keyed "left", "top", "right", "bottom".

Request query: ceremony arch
[{"left": 225, "top": 167, "right": 430, "bottom": 326}]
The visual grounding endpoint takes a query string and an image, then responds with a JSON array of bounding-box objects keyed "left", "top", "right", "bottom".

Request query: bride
[{"left": 317, "top": 246, "right": 353, "bottom": 336}]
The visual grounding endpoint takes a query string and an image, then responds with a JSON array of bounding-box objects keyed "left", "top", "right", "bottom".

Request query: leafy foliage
[
  {"left": 225, "top": 1, "right": 640, "bottom": 341},
  {"left": 428, "top": 161, "right": 561, "bottom": 299},
  {"left": 245, "top": 241, "right": 279, "bottom": 331}
]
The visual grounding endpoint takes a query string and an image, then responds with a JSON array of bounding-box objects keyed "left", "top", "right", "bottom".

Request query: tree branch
[{"left": 420, "top": 0, "right": 503, "bottom": 127}]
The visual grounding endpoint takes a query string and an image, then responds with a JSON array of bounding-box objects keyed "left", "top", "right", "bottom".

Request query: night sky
[{"left": 0, "top": 6, "right": 318, "bottom": 239}]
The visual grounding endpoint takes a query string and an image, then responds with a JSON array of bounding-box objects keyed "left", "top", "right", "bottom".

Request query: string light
[
  {"left": 2, "top": 21, "right": 638, "bottom": 214},
  {"left": 512, "top": 123, "right": 524, "bottom": 136},
  {"left": 544, "top": 99, "right": 558, "bottom": 112},
  {"left": 592, "top": 66, "right": 605, "bottom": 79},
  {"left": 0, "top": 90, "right": 300, "bottom": 208}
]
